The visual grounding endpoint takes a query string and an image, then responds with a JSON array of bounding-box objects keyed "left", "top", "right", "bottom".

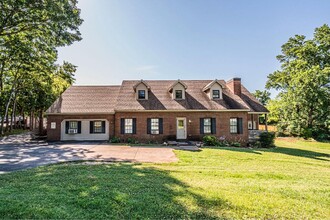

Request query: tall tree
[
  {"left": 266, "top": 24, "right": 330, "bottom": 139},
  {"left": 0, "top": 0, "right": 82, "bottom": 134},
  {"left": 252, "top": 90, "right": 271, "bottom": 105}
]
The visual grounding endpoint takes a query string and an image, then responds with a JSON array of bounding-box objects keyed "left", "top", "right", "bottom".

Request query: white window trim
[
  {"left": 203, "top": 118, "right": 212, "bottom": 134},
  {"left": 151, "top": 118, "right": 159, "bottom": 134},
  {"left": 125, "top": 118, "right": 133, "bottom": 134}
]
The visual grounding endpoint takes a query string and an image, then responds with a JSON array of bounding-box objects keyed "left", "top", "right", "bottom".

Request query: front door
[{"left": 176, "top": 117, "right": 187, "bottom": 139}]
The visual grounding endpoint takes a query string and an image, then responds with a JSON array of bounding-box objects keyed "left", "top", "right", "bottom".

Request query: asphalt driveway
[{"left": 0, "top": 132, "right": 178, "bottom": 173}]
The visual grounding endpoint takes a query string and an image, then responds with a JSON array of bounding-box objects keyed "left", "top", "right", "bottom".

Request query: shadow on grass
[
  {"left": 203, "top": 146, "right": 262, "bottom": 155},
  {"left": 203, "top": 145, "right": 329, "bottom": 161},
  {"left": 0, "top": 163, "right": 228, "bottom": 219},
  {"left": 260, "top": 146, "right": 330, "bottom": 161}
]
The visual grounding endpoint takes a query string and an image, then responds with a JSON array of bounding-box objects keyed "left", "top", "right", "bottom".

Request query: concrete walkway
[{"left": 0, "top": 132, "right": 180, "bottom": 173}]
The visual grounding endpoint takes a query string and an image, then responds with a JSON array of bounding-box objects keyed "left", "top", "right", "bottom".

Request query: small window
[
  {"left": 230, "top": 118, "right": 238, "bottom": 133},
  {"left": 212, "top": 90, "right": 220, "bottom": 99},
  {"left": 50, "top": 122, "right": 56, "bottom": 129},
  {"left": 175, "top": 90, "right": 183, "bottom": 99},
  {"left": 69, "top": 121, "right": 78, "bottom": 129},
  {"left": 93, "top": 121, "right": 103, "bottom": 133},
  {"left": 151, "top": 118, "right": 159, "bottom": 134},
  {"left": 203, "top": 118, "right": 212, "bottom": 134},
  {"left": 125, "top": 119, "right": 133, "bottom": 134},
  {"left": 67, "top": 121, "right": 78, "bottom": 134},
  {"left": 138, "top": 90, "right": 146, "bottom": 99}
]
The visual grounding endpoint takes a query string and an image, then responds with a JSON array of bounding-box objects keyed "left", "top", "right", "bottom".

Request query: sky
[{"left": 57, "top": 0, "right": 330, "bottom": 95}]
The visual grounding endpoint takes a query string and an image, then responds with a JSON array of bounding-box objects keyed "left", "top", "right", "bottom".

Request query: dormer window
[
  {"left": 203, "top": 79, "right": 224, "bottom": 100},
  {"left": 168, "top": 80, "right": 188, "bottom": 100},
  {"left": 175, "top": 90, "right": 183, "bottom": 99},
  {"left": 138, "top": 90, "right": 146, "bottom": 99},
  {"left": 212, "top": 90, "right": 220, "bottom": 99},
  {"left": 133, "top": 80, "right": 151, "bottom": 100}
]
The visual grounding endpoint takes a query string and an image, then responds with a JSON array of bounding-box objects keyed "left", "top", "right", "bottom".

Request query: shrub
[
  {"left": 202, "top": 135, "right": 220, "bottom": 146},
  {"left": 230, "top": 142, "right": 241, "bottom": 147},
  {"left": 259, "top": 132, "right": 275, "bottom": 148},
  {"left": 110, "top": 136, "right": 121, "bottom": 143},
  {"left": 127, "top": 137, "right": 138, "bottom": 144}
]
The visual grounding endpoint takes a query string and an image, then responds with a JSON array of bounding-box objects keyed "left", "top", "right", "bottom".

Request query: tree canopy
[
  {"left": 0, "top": 0, "right": 83, "bottom": 134},
  {"left": 266, "top": 24, "right": 330, "bottom": 139}
]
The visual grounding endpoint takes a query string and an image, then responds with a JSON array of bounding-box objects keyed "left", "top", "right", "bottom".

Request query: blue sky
[{"left": 58, "top": 0, "right": 330, "bottom": 94}]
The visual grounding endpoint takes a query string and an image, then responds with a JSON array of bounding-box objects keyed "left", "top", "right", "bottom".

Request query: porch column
[
  {"left": 252, "top": 114, "right": 254, "bottom": 130},
  {"left": 265, "top": 114, "right": 268, "bottom": 131}
]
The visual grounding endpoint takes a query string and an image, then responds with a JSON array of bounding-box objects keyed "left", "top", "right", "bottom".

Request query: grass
[{"left": 0, "top": 138, "right": 329, "bottom": 219}]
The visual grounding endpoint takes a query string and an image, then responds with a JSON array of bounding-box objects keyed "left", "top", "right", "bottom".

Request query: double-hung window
[
  {"left": 230, "top": 118, "right": 243, "bottom": 134},
  {"left": 200, "top": 118, "right": 216, "bottom": 134},
  {"left": 203, "top": 118, "right": 212, "bottom": 134},
  {"left": 230, "top": 118, "right": 238, "bottom": 133},
  {"left": 151, "top": 118, "right": 159, "bottom": 134},
  {"left": 66, "top": 121, "right": 81, "bottom": 134},
  {"left": 147, "top": 118, "right": 163, "bottom": 135},
  {"left": 212, "top": 90, "right": 220, "bottom": 99},
  {"left": 125, "top": 119, "right": 133, "bottom": 134},
  {"left": 138, "top": 90, "right": 146, "bottom": 99},
  {"left": 175, "top": 90, "right": 183, "bottom": 99}
]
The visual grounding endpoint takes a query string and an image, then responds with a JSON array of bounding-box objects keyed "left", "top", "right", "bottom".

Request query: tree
[
  {"left": 0, "top": 0, "right": 82, "bottom": 135},
  {"left": 266, "top": 24, "right": 330, "bottom": 139},
  {"left": 252, "top": 90, "right": 271, "bottom": 105}
]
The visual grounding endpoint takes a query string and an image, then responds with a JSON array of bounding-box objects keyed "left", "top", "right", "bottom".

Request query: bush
[
  {"left": 259, "top": 132, "right": 275, "bottom": 148},
  {"left": 127, "top": 137, "right": 138, "bottom": 144},
  {"left": 230, "top": 142, "right": 241, "bottom": 147},
  {"left": 202, "top": 135, "right": 220, "bottom": 146},
  {"left": 110, "top": 136, "right": 121, "bottom": 143}
]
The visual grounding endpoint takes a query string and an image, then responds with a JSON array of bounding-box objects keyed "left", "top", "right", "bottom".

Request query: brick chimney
[{"left": 227, "top": 78, "right": 242, "bottom": 96}]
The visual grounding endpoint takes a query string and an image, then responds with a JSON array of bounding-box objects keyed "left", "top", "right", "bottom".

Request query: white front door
[{"left": 176, "top": 117, "right": 187, "bottom": 139}]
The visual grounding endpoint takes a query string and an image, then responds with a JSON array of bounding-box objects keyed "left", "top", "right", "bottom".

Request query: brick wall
[
  {"left": 115, "top": 111, "right": 249, "bottom": 145},
  {"left": 47, "top": 114, "right": 115, "bottom": 141}
]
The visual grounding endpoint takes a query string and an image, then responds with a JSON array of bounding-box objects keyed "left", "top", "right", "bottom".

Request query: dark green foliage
[
  {"left": 202, "top": 135, "right": 219, "bottom": 146},
  {"left": 266, "top": 24, "right": 330, "bottom": 140},
  {"left": 0, "top": 0, "right": 83, "bottom": 134},
  {"left": 110, "top": 136, "right": 121, "bottom": 143},
  {"left": 127, "top": 137, "right": 138, "bottom": 144},
  {"left": 259, "top": 132, "right": 276, "bottom": 148}
]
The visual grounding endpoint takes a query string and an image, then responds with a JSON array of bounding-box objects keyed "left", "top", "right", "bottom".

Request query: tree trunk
[
  {"left": 12, "top": 95, "right": 17, "bottom": 129},
  {"left": 38, "top": 109, "right": 43, "bottom": 135},
  {"left": 30, "top": 111, "right": 33, "bottom": 130}
]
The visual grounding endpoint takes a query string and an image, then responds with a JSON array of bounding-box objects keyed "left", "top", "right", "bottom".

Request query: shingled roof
[
  {"left": 46, "top": 86, "right": 121, "bottom": 114},
  {"left": 116, "top": 80, "right": 257, "bottom": 111},
  {"left": 46, "top": 79, "right": 268, "bottom": 114}
]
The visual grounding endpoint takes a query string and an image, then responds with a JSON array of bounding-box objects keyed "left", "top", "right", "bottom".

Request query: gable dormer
[
  {"left": 168, "top": 80, "right": 188, "bottom": 100},
  {"left": 133, "top": 80, "right": 151, "bottom": 100},
  {"left": 203, "top": 79, "right": 224, "bottom": 100}
]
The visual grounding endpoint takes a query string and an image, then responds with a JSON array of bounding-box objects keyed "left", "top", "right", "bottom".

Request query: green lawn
[{"left": 0, "top": 138, "right": 329, "bottom": 219}]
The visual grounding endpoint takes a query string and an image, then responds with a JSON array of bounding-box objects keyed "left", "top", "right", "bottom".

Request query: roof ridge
[{"left": 71, "top": 85, "right": 121, "bottom": 87}]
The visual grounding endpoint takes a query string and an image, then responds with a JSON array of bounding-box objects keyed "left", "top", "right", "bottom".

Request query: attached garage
[
  {"left": 61, "top": 119, "right": 110, "bottom": 141},
  {"left": 46, "top": 86, "right": 120, "bottom": 141}
]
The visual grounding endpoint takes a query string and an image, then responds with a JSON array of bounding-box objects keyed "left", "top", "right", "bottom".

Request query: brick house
[{"left": 46, "top": 78, "right": 268, "bottom": 145}]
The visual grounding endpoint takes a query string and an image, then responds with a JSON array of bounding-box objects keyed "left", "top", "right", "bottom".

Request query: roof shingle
[{"left": 46, "top": 79, "right": 268, "bottom": 114}]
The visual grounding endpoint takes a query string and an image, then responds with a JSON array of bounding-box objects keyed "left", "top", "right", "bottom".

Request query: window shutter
[
  {"left": 120, "top": 118, "right": 125, "bottom": 134},
  {"left": 200, "top": 118, "right": 204, "bottom": 134},
  {"left": 238, "top": 118, "right": 243, "bottom": 134},
  {"left": 78, "top": 121, "right": 81, "bottom": 133},
  {"left": 65, "top": 121, "right": 69, "bottom": 134},
  {"left": 159, "top": 118, "right": 163, "bottom": 134},
  {"left": 90, "top": 121, "right": 94, "bottom": 134},
  {"left": 101, "top": 121, "right": 106, "bottom": 133},
  {"left": 133, "top": 118, "right": 137, "bottom": 134},
  {"left": 147, "top": 118, "right": 151, "bottom": 134},
  {"left": 211, "top": 118, "right": 216, "bottom": 134}
]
